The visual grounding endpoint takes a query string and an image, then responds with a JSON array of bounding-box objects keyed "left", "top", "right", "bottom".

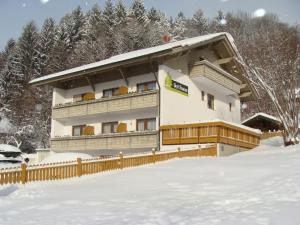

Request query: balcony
[
  {"left": 52, "top": 90, "right": 159, "bottom": 121},
  {"left": 161, "top": 121, "right": 261, "bottom": 149},
  {"left": 51, "top": 131, "right": 159, "bottom": 152},
  {"left": 189, "top": 60, "right": 241, "bottom": 94}
]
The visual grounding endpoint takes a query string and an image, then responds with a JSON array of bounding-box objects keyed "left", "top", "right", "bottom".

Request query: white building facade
[{"left": 30, "top": 33, "right": 260, "bottom": 156}]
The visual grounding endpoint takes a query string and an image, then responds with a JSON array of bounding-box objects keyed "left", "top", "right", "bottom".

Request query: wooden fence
[
  {"left": 0, "top": 145, "right": 217, "bottom": 185},
  {"left": 261, "top": 131, "right": 284, "bottom": 140}
]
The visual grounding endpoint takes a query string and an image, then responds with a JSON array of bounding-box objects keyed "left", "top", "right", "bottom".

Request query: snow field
[{"left": 0, "top": 137, "right": 299, "bottom": 225}]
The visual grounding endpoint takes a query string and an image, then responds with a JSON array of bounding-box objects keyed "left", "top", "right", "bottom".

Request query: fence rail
[
  {"left": 0, "top": 145, "right": 217, "bottom": 185},
  {"left": 261, "top": 131, "right": 283, "bottom": 140}
]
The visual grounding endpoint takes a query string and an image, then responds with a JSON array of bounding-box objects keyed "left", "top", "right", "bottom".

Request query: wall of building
[
  {"left": 51, "top": 113, "right": 159, "bottom": 137},
  {"left": 217, "top": 143, "right": 249, "bottom": 157},
  {"left": 158, "top": 64, "right": 241, "bottom": 126},
  {"left": 57, "top": 73, "right": 157, "bottom": 105}
]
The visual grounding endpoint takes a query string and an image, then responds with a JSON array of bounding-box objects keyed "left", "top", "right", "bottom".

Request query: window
[
  {"left": 73, "top": 92, "right": 95, "bottom": 102},
  {"left": 73, "top": 94, "right": 83, "bottom": 102},
  {"left": 207, "top": 94, "right": 215, "bottom": 110},
  {"left": 137, "top": 81, "right": 156, "bottom": 93},
  {"left": 229, "top": 102, "right": 232, "bottom": 111},
  {"left": 201, "top": 91, "right": 205, "bottom": 101},
  {"left": 72, "top": 125, "right": 86, "bottom": 136},
  {"left": 103, "top": 88, "right": 119, "bottom": 98},
  {"left": 102, "top": 122, "right": 118, "bottom": 134},
  {"left": 136, "top": 118, "right": 156, "bottom": 131}
]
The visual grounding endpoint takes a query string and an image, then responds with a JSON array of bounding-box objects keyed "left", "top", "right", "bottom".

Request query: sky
[{"left": 0, "top": 0, "right": 299, "bottom": 50}]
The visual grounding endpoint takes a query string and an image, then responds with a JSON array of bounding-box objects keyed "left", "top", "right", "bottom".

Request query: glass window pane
[
  {"left": 73, "top": 126, "right": 81, "bottom": 136},
  {"left": 147, "top": 82, "right": 156, "bottom": 91},
  {"left": 102, "top": 124, "right": 111, "bottom": 134},
  {"left": 137, "top": 120, "right": 145, "bottom": 131},
  {"left": 103, "top": 89, "right": 112, "bottom": 97},
  {"left": 112, "top": 88, "right": 119, "bottom": 96},
  {"left": 112, "top": 123, "right": 118, "bottom": 133},
  {"left": 137, "top": 84, "right": 145, "bottom": 93},
  {"left": 73, "top": 94, "right": 83, "bottom": 102},
  {"left": 147, "top": 119, "right": 156, "bottom": 130}
]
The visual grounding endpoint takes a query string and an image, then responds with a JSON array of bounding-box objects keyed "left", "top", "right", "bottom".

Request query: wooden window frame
[
  {"left": 207, "top": 94, "right": 215, "bottom": 110},
  {"left": 136, "top": 118, "right": 156, "bottom": 131},
  {"left": 72, "top": 125, "right": 86, "bottom": 136},
  {"left": 103, "top": 87, "right": 119, "bottom": 98},
  {"left": 137, "top": 81, "right": 156, "bottom": 93},
  {"left": 102, "top": 122, "right": 118, "bottom": 134}
]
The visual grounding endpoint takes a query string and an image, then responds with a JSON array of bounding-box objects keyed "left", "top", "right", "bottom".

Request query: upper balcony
[
  {"left": 52, "top": 90, "right": 159, "bottom": 121},
  {"left": 189, "top": 60, "right": 242, "bottom": 95}
]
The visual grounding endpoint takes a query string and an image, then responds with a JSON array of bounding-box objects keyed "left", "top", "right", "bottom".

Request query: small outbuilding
[{"left": 242, "top": 113, "right": 282, "bottom": 132}]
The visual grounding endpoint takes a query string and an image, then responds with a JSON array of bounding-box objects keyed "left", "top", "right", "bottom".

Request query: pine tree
[
  {"left": 172, "top": 12, "right": 187, "bottom": 40},
  {"left": 37, "top": 18, "right": 56, "bottom": 76},
  {"left": 102, "top": 0, "right": 117, "bottom": 57},
  {"left": 191, "top": 9, "right": 208, "bottom": 35},
  {"left": 129, "top": 0, "right": 148, "bottom": 24},
  {"left": 115, "top": 0, "right": 127, "bottom": 26}
]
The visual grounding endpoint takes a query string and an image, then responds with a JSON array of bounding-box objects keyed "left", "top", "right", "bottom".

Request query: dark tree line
[{"left": 0, "top": 0, "right": 299, "bottom": 151}]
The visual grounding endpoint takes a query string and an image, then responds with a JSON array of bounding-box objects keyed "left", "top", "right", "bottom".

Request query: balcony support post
[
  {"left": 85, "top": 76, "right": 95, "bottom": 92},
  {"left": 118, "top": 68, "right": 129, "bottom": 86}
]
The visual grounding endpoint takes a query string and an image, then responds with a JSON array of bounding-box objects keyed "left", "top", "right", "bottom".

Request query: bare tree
[{"left": 236, "top": 49, "right": 300, "bottom": 146}]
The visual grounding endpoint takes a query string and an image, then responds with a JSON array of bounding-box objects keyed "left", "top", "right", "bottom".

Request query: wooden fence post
[
  {"left": 119, "top": 152, "right": 123, "bottom": 169},
  {"left": 198, "top": 145, "right": 201, "bottom": 157},
  {"left": 77, "top": 158, "right": 82, "bottom": 177},
  {"left": 152, "top": 148, "right": 156, "bottom": 163},
  {"left": 178, "top": 147, "right": 181, "bottom": 158},
  {"left": 21, "top": 163, "right": 27, "bottom": 184}
]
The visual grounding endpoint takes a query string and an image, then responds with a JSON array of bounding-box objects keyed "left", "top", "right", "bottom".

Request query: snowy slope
[{"left": 0, "top": 137, "right": 300, "bottom": 225}]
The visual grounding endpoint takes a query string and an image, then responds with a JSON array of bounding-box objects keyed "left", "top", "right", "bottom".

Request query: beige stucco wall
[{"left": 217, "top": 143, "right": 249, "bottom": 157}]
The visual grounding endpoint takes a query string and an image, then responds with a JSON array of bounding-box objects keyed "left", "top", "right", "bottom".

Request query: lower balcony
[
  {"left": 160, "top": 121, "right": 261, "bottom": 149},
  {"left": 51, "top": 131, "right": 159, "bottom": 153}
]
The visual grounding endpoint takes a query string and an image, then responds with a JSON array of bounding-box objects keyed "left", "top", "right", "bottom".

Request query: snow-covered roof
[
  {"left": 0, "top": 144, "right": 21, "bottom": 153},
  {"left": 242, "top": 113, "right": 281, "bottom": 125},
  {"left": 29, "top": 32, "right": 238, "bottom": 86}
]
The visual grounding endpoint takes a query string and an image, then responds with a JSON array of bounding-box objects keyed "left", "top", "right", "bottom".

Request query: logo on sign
[{"left": 164, "top": 73, "right": 188, "bottom": 96}]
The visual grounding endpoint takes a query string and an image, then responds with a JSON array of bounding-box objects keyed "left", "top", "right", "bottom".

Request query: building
[
  {"left": 242, "top": 112, "right": 282, "bottom": 132},
  {"left": 30, "top": 32, "right": 261, "bottom": 156}
]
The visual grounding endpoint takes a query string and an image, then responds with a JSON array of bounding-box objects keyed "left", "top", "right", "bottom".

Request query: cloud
[
  {"left": 220, "top": 0, "right": 229, "bottom": 2},
  {"left": 253, "top": 8, "right": 266, "bottom": 18},
  {"left": 41, "top": 0, "right": 50, "bottom": 4}
]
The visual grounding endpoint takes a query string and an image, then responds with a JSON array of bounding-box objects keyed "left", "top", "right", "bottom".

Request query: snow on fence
[{"left": 0, "top": 145, "right": 217, "bottom": 185}]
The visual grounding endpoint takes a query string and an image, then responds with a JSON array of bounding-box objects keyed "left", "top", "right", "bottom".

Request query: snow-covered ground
[{"left": 0, "top": 137, "right": 300, "bottom": 225}]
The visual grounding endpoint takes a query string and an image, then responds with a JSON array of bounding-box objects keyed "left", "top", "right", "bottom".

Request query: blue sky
[{"left": 0, "top": 0, "right": 299, "bottom": 50}]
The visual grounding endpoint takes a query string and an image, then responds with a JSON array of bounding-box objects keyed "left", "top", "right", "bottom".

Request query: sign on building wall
[{"left": 164, "top": 73, "right": 188, "bottom": 96}]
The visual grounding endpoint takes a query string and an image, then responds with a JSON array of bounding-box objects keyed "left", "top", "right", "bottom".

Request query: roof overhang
[{"left": 29, "top": 33, "right": 257, "bottom": 101}]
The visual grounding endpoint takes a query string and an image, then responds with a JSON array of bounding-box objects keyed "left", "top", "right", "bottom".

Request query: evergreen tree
[
  {"left": 172, "top": 12, "right": 187, "bottom": 40},
  {"left": 37, "top": 18, "right": 56, "bottom": 76},
  {"left": 115, "top": 0, "right": 127, "bottom": 26},
  {"left": 191, "top": 9, "right": 208, "bottom": 35},
  {"left": 102, "top": 0, "right": 117, "bottom": 57}
]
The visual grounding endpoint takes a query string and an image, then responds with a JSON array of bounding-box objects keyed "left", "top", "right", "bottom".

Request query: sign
[{"left": 164, "top": 74, "right": 188, "bottom": 96}]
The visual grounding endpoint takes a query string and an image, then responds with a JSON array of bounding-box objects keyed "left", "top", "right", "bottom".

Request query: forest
[{"left": 0, "top": 0, "right": 299, "bottom": 151}]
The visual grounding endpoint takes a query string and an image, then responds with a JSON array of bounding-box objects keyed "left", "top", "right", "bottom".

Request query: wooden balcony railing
[
  {"left": 52, "top": 90, "right": 159, "bottom": 120},
  {"left": 161, "top": 121, "right": 261, "bottom": 149},
  {"left": 51, "top": 131, "right": 159, "bottom": 152}
]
